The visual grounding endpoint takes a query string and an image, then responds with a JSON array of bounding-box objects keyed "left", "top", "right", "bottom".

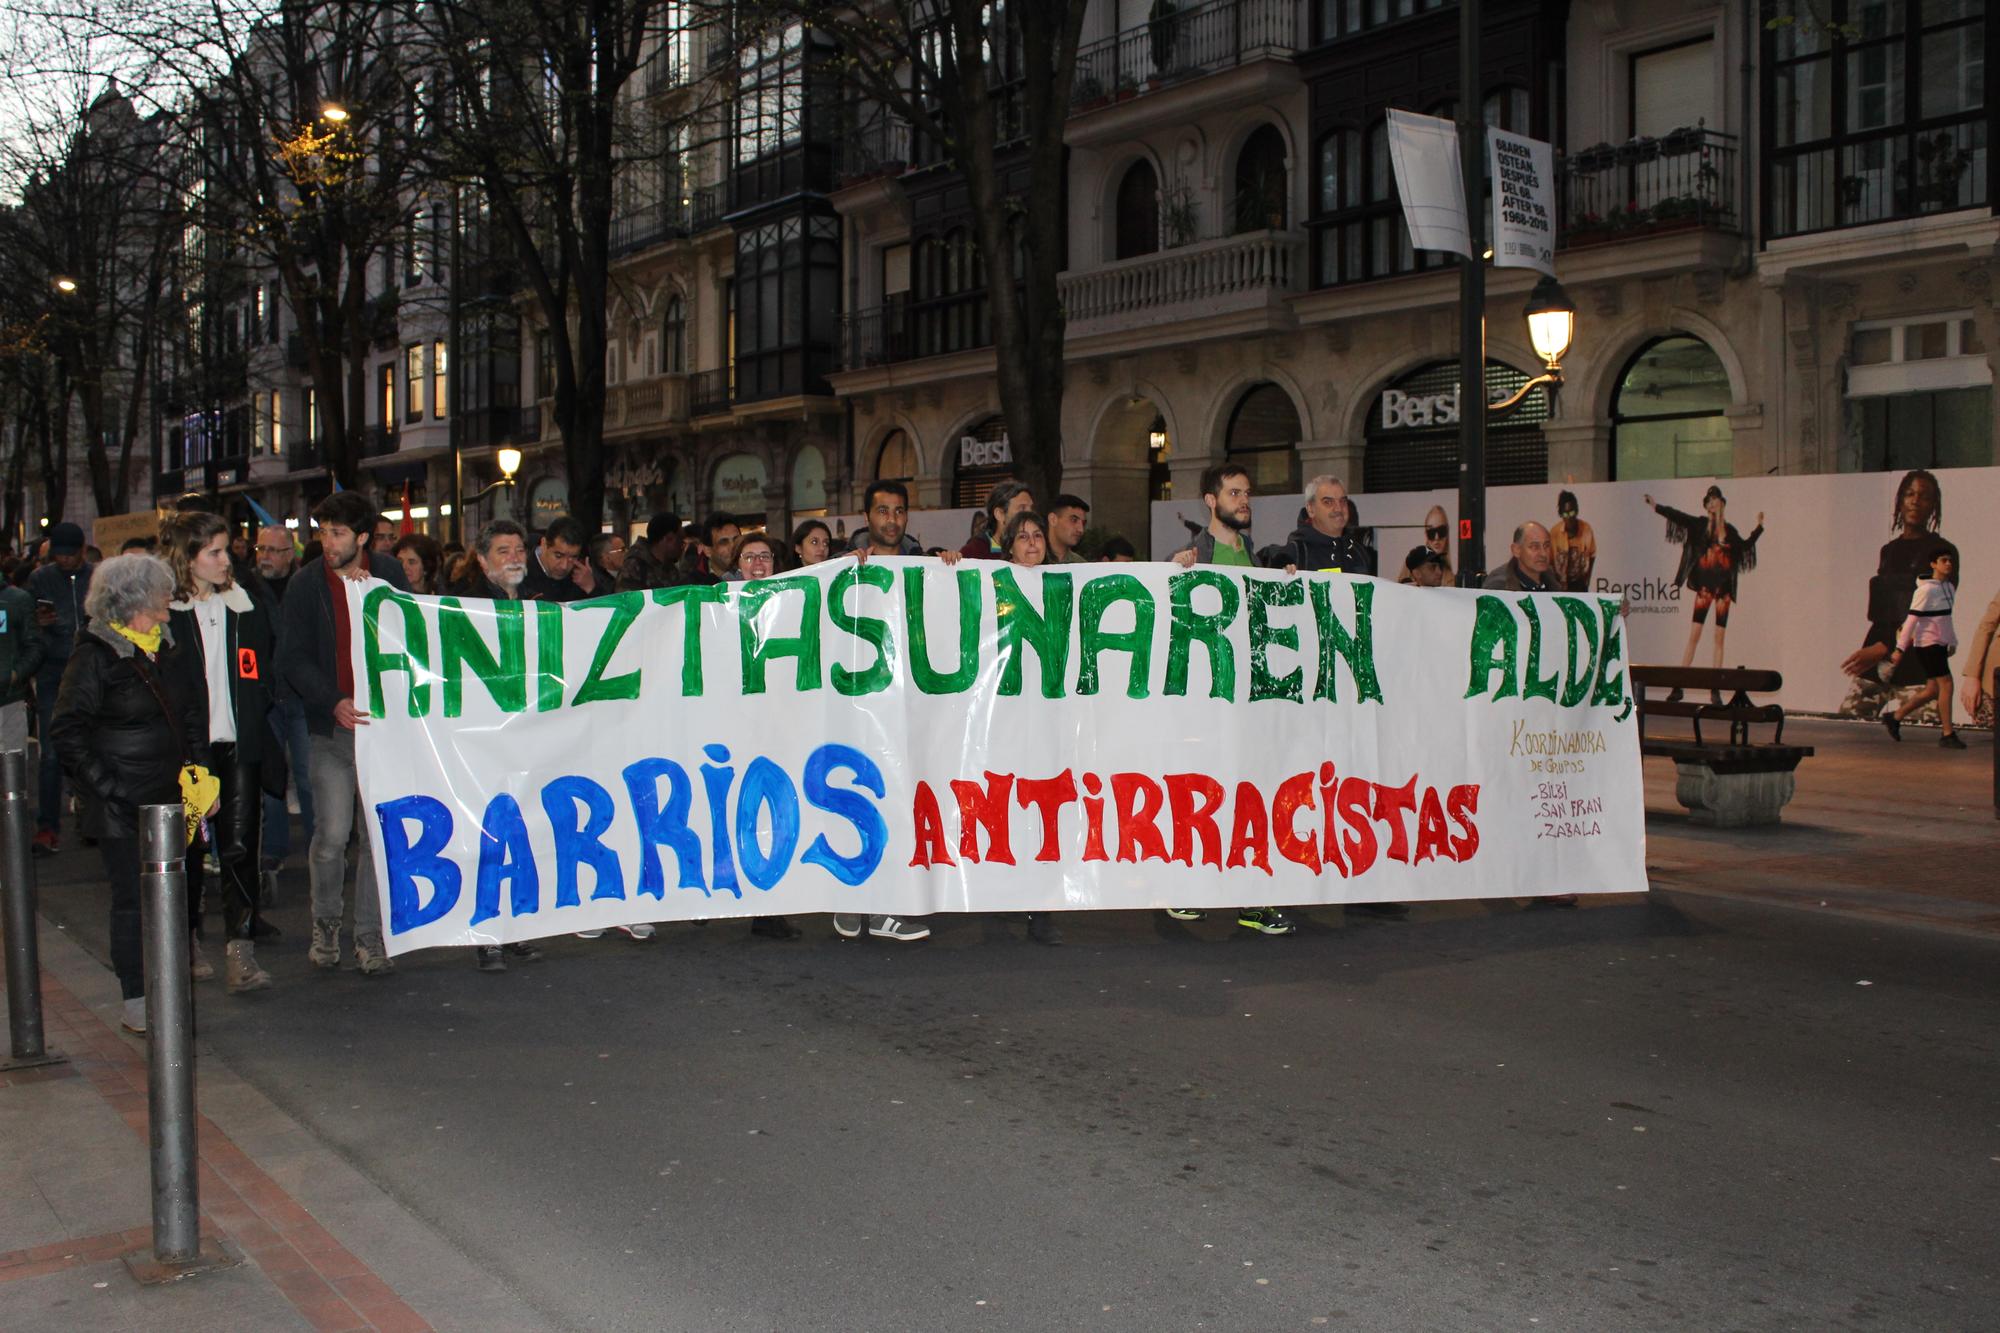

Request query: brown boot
[{"left": 225, "top": 940, "right": 273, "bottom": 994}]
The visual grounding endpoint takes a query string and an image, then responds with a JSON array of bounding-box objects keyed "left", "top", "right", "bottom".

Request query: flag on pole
[{"left": 1385, "top": 109, "right": 1473, "bottom": 258}]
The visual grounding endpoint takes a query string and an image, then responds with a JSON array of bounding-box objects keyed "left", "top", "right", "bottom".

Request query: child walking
[{"left": 1885, "top": 550, "right": 1965, "bottom": 749}]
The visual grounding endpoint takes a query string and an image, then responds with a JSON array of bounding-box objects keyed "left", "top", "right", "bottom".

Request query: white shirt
[{"left": 195, "top": 595, "right": 236, "bottom": 743}]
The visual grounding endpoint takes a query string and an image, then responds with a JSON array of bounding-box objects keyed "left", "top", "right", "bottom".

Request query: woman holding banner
[{"left": 1000, "top": 510, "right": 1064, "bottom": 946}]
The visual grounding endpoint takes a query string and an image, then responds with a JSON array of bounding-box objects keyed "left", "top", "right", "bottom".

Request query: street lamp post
[{"left": 1455, "top": 0, "right": 1486, "bottom": 587}]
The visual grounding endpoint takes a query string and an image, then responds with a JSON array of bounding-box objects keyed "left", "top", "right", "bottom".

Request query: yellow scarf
[{"left": 111, "top": 621, "right": 162, "bottom": 655}]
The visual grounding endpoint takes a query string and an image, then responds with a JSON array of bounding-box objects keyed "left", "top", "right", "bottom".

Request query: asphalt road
[{"left": 33, "top": 844, "right": 2000, "bottom": 1332}]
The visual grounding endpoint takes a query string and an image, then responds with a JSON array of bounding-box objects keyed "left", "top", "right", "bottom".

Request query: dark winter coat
[
  {"left": 167, "top": 581, "right": 281, "bottom": 772},
  {"left": 27, "top": 561, "right": 92, "bottom": 667},
  {"left": 276, "top": 555, "right": 411, "bottom": 737},
  {"left": 0, "top": 585, "right": 45, "bottom": 707},
  {"left": 1264, "top": 509, "right": 1379, "bottom": 576},
  {"left": 49, "top": 620, "right": 209, "bottom": 841}
]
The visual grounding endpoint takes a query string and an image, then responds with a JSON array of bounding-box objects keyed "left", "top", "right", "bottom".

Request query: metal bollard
[
  {"left": 1, "top": 749, "right": 62, "bottom": 1070},
  {"left": 140, "top": 802, "right": 200, "bottom": 1265}
]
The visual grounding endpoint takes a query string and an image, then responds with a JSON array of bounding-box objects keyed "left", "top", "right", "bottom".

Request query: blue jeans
[
  {"left": 35, "top": 664, "right": 65, "bottom": 834},
  {"left": 260, "top": 696, "right": 314, "bottom": 862}
]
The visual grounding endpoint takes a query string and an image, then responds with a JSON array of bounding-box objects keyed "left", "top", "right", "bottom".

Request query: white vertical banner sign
[
  {"left": 1488, "top": 129, "right": 1557, "bottom": 275},
  {"left": 1386, "top": 110, "right": 1473, "bottom": 258}
]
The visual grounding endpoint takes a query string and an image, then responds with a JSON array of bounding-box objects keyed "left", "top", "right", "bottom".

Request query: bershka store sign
[{"left": 1378, "top": 382, "right": 1512, "bottom": 430}]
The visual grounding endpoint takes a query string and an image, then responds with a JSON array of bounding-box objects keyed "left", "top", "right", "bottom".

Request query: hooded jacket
[
  {"left": 1265, "top": 508, "right": 1379, "bottom": 576},
  {"left": 49, "top": 619, "right": 208, "bottom": 841}
]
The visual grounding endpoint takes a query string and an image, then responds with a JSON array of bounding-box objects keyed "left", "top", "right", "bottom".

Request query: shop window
[
  {"left": 950, "top": 415, "right": 1014, "bottom": 509},
  {"left": 1851, "top": 390, "right": 1992, "bottom": 471},
  {"left": 1364, "top": 359, "right": 1550, "bottom": 492},
  {"left": 1224, "top": 383, "right": 1302, "bottom": 493},
  {"left": 1115, "top": 158, "right": 1160, "bottom": 259},
  {"left": 1611, "top": 335, "right": 1734, "bottom": 480},
  {"left": 1233, "top": 125, "right": 1289, "bottom": 233}
]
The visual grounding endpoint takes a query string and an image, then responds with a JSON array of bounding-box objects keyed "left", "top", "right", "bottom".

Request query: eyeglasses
[{"left": 1425, "top": 526, "right": 1448, "bottom": 541}]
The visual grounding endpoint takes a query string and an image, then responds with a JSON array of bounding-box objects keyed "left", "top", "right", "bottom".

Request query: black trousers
[
  {"left": 100, "top": 834, "right": 144, "bottom": 1000},
  {"left": 187, "top": 741, "right": 264, "bottom": 941}
]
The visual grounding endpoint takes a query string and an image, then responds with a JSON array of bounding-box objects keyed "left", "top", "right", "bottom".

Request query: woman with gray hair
[{"left": 49, "top": 554, "right": 213, "bottom": 1034}]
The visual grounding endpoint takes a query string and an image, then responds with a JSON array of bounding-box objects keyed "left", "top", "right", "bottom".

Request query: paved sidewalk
[
  {"left": 0, "top": 925, "right": 545, "bottom": 1332},
  {"left": 1642, "top": 715, "right": 1998, "bottom": 937}
]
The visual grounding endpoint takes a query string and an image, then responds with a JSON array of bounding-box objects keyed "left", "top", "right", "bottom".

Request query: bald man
[{"left": 1482, "top": 521, "right": 1557, "bottom": 593}]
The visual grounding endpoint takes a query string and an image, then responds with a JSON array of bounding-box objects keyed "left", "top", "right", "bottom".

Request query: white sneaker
[
  {"left": 121, "top": 997, "right": 147, "bottom": 1033},
  {"left": 869, "top": 915, "right": 930, "bottom": 942},
  {"left": 574, "top": 930, "right": 606, "bottom": 940},
  {"left": 832, "top": 914, "right": 864, "bottom": 938},
  {"left": 615, "top": 923, "right": 656, "bottom": 940}
]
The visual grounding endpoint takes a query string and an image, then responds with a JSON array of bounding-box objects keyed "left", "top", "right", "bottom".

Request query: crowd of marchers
[{"left": 21, "top": 466, "right": 1997, "bottom": 1034}]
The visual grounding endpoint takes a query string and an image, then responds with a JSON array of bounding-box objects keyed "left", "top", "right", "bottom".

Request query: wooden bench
[{"left": 1632, "top": 666, "right": 1814, "bottom": 827}]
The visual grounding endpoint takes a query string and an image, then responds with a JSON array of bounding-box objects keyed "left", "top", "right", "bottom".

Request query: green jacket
[{"left": 0, "top": 585, "right": 45, "bottom": 707}]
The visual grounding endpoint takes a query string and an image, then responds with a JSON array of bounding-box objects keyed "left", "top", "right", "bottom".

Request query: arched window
[
  {"left": 1363, "top": 122, "right": 1413, "bottom": 278},
  {"left": 1224, "top": 382, "right": 1302, "bottom": 492},
  {"left": 661, "top": 295, "right": 686, "bottom": 374},
  {"left": 1611, "top": 335, "right": 1735, "bottom": 480},
  {"left": 874, "top": 428, "right": 917, "bottom": 482},
  {"left": 1232, "top": 125, "right": 1289, "bottom": 234},
  {"left": 1114, "top": 158, "right": 1160, "bottom": 259}
]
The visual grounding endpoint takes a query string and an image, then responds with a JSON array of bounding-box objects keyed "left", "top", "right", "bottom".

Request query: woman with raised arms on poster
[{"left": 1645, "top": 485, "right": 1764, "bottom": 694}]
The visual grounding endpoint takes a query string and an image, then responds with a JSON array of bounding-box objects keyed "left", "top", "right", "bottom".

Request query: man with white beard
[{"left": 456, "top": 520, "right": 532, "bottom": 599}]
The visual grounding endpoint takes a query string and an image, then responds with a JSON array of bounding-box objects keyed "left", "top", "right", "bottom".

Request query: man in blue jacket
[{"left": 28, "top": 523, "right": 92, "bottom": 853}]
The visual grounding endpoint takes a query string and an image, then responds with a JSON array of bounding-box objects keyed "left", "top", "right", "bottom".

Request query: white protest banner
[
  {"left": 1386, "top": 109, "right": 1472, "bottom": 258},
  {"left": 351, "top": 563, "right": 1646, "bottom": 954},
  {"left": 1488, "top": 128, "right": 1556, "bottom": 275}
]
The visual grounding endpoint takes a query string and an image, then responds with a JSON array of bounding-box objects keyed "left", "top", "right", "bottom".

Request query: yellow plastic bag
[{"left": 179, "top": 764, "right": 221, "bottom": 847}]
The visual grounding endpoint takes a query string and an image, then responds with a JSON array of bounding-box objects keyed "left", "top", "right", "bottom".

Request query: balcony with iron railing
[
  {"left": 1559, "top": 127, "right": 1741, "bottom": 247},
  {"left": 689, "top": 368, "right": 733, "bottom": 417},
  {"left": 837, "top": 292, "right": 997, "bottom": 372},
  {"left": 834, "top": 116, "right": 914, "bottom": 189},
  {"left": 1766, "top": 117, "right": 1988, "bottom": 241},
  {"left": 1059, "top": 228, "right": 1304, "bottom": 339},
  {"left": 610, "top": 198, "right": 691, "bottom": 257},
  {"left": 1069, "top": 0, "right": 1297, "bottom": 113}
]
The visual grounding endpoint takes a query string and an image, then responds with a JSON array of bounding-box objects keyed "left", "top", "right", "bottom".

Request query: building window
[
  {"left": 1115, "top": 158, "right": 1160, "bottom": 259},
  {"left": 379, "top": 362, "right": 396, "bottom": 432},
  {"left": 1765, "top": 0, "right": 1987, "bottom": 239},
  {"left": 1845, "top": 313, "right": 1992, "bottom": 470},
  {"left": 406, "top": 345, "right": 424, "bottom": 421},
  {"left": 662, "top": 295, "right": 686, "bottom": 373},
  {"left": 432, "top": 340, "right": 448, "bottom": 418},
  {"left": 1224, "top": 383, "right": 1302, "bottom": 493},
  {"left": 266, "top": 281, "right": 281, "bottom": 342},
  {"left": 1632, "top": 37, "right": 1716, "bottom": 139},
  {"left": 1611, "top": 335, "right": 1735, "bottom": 480},
  {"left": 269, "top": 390, "right": 283, "bottom": 456},
  {"left": 910, "top": 226, "right": 990, "bottom": 359},
  {"left": 732, "top": 212, "right": 840, "bottom": 402},
  {"left": 1233, "top": 125, "right": 1289, "bottom": 233},
  {"left": 736, "top": 23, "right": 805, "bottom": 164},
  {"left": 306, "top": 388, "right": 319, "bottom": 447},
  {"left": 874, "top": 428, "right": 916, "bottom": 482},
  {"left": 537, "top": 331, "right": 556, "bottom": 399}
]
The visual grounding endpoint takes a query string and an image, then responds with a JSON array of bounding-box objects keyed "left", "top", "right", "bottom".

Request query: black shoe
[
  {"left": 505, "top": 941, "right": 544, "bottom": 962},
  {"left": 1026, "top": 913, "right": 1064, "bottom": 946},
  {"left": 1663, "top": 687, "right": 1683, "bottom": 704},
  {"left": 1940, "top": 732, "right": 1967, "bottom": 750},
  {"left": 1883, "top": 714, "right": 1902, "bottom": 741},
  {"left": 1352, "top": 902, "right": 1410, "bottom": 919},
  {"left": 1529, "top": 894, "right": 1579, "bottom": 910},
  {"left": 475, "top": 946, "right": 506, "bottom": 972},
  {"left": 749, "top": 915, "right": 802, "bottom": 940}
]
